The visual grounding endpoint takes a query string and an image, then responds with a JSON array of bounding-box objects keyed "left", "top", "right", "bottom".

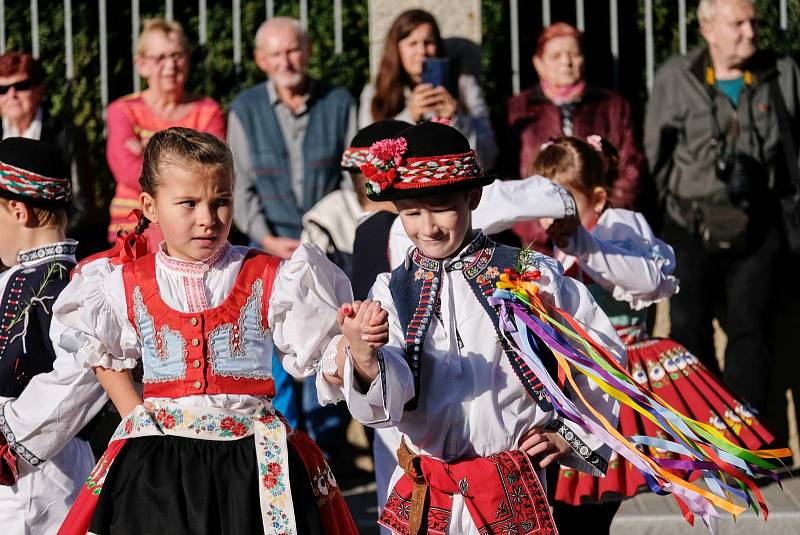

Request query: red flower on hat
[{"left": 361, "top": 137, "right": 407, "bottom": 195}]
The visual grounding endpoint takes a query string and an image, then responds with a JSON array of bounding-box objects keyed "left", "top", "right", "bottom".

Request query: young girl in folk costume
[
  {"left": 322, "top": 121, "right": 629, "bottom": 535},
  {"left": 536, "top": 137, "right": 778, "bottom": 534},
  {"left": 56, "top": 127, "right": 358, "bottom": 535}
]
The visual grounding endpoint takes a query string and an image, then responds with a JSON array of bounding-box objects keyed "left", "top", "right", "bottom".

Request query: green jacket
[{"left": 644, "top": 47, "right": 800, "bottom": 229}]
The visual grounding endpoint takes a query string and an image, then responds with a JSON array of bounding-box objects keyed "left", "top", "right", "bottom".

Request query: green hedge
[{"left": 2, "top": 0, "right": 799, "bottom": 207}]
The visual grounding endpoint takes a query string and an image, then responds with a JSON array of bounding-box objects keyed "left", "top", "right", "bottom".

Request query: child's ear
[
  {"left": 468, "top": 188, "right": 482, "bottom": 210},
  {"left": 140, "top": 192, "right": 158, "bottom": 223},
  {"left": 591, "top": 187, "right": 608, "bottom": 216},
  {"left": 7, "top": 200, "right": 32, "bottom": 226}
]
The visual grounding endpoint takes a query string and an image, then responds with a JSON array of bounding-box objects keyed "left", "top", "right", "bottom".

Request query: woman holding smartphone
[{"left": 359, "top": 9, "right": 497, "bottom": 168}]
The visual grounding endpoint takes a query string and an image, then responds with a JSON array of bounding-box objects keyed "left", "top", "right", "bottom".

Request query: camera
[{"left": 713, "top": 137, "right": 755, "bottom": 210}]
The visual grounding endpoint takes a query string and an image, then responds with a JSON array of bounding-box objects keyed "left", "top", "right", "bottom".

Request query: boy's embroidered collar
[
  {"left": 17, "top": 239, "right": 78, "bottom": 265},
  {"left": 156, "top": 242, "right": 231, "bottom": 277},
  {"left": 410, "top": 232, "right": 490, "bottom": 272}
]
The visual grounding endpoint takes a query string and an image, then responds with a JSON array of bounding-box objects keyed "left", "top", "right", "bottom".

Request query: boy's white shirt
[
  {"left": 300, "top": 189, "right": 363, "bottom": 255},
  {"left": 332, "top": 231, "right": 626, "bottom": 535},
  {"left": 388, "top": 175, "right": 577, "bottom": 269}
]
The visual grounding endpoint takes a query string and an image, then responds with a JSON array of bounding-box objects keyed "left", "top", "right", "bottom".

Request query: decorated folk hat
[
  {"left": 360, "top": 122, "right": 495, "bottom": 201},
  {"left": 340, "top": 119, "right": 412, "bottom": 172},
  {"left": 0, "top": 137, "right": 70, "bottom": 207}
]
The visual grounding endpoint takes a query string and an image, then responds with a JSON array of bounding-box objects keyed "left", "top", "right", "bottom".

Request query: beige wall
[{"left": 368, "top": 0, "right": 482, "bottom": 80}]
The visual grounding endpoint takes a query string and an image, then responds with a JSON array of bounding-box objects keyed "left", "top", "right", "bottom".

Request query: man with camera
[{"left": 644, "top": 0, "right": 800, "bottom": 413}]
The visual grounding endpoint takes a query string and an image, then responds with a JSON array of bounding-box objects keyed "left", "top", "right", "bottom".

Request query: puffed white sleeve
[
  {"left": 0, "top": 327, "right": 108, "bottom": 466},
  {"left": 54, "top": 258, "right": 140, "bottom": 370},
  {"left": 340, "top": 272, "right": 415, "bottom": 427},
  {"left": 268, "top": 244, "right": 353, "bottom": 404},
  {"left": 561, "top": 209, "right": 678, "bottom": 310},
  {"left": 529, "top": 252, "right": 626, "bottom": 476},
  {"left": 471, "top": 175, "right": 576, "bottom": 236}
]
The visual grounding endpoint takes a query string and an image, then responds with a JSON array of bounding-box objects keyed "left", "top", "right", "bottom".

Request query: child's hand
[
  {"left": 360, "top": 300, "right": 389, "bottom": 349},
  {"left": 518, "top": 426, "right": 572, "bottom": 469},
  {"left": 545, "top": 214, "right": 579, "bottom": 249},
  {"left": 337, "top": 300, "right": 382, "bottom": 385}
]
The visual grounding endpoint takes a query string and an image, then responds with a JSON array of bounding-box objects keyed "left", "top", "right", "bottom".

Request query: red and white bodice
[
  {"left": 51, "top": 243, "right": 352, "bottom": 407},
  {"left": 121, "top": 249, "right": 281, "bottom": 399}
]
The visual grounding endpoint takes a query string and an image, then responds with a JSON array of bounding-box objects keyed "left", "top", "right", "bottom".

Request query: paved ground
[{"left": 342, "top": 474, "right": 800, "bottom": 535}]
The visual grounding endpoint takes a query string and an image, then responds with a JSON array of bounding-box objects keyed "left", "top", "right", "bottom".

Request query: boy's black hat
[
  {"left": 360, "top": 121, "right": 494, "bottom": 201},
  {"left": 340, "top": 119, "right": 412, "bottom": 171},
  {"left": 0, "top": 137, "right": 70, "bottom": 207}
]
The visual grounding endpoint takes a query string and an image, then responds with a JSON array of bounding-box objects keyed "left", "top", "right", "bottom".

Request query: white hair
[
  {"left": 697, "top": 0, "right": 755, "bottom": 23},
  {"left": 254, "top": 17, "right": 308, "bottom": 50}
]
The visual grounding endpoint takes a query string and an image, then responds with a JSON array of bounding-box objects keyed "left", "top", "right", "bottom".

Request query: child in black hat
[
  {"left": 0, "top": 137, "right": 106, "bottom": 533},
  {"left": 321, "top": 122, "right": 627, "bottom": 534}
]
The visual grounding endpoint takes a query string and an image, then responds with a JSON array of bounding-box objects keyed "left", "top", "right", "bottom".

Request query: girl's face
[
  {"left": 533, "top": 36, "right": 584, "bottom": 87},
  {"left": 398, "top": 23, "right": 438, "bottom": 82},
  {"left": 141, "top": 163, "right": 233, "bottom": 262},
  {"left": 396, "top": 189, "right": 481, "bottom": 259}
]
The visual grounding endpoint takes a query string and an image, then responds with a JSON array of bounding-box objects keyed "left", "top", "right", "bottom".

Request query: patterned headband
[
  {"left": 360, "top": 137, "right": 483, "bottom": 196},
  {"left": 340, "top": 147, "right": 370, "bottom": 170},
  {"left": 0, "top": 160, "right": 71, "bottom": 204}
]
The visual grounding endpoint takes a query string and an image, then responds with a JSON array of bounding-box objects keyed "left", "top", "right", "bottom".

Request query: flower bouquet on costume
[{"left": 488, "top": 254, "right": 791, "bottom": 530}]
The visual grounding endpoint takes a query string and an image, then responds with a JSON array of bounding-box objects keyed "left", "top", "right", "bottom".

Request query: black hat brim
[{"left": 366, "top": 174, "right": 496, "bottom": 202}]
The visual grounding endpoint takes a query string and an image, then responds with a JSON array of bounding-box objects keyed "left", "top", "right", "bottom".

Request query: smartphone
[{"left": 422, "top": 58, "right": 450, "bottom": 89}]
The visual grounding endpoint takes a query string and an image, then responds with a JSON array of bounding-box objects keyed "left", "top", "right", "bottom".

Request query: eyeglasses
[
  {"left": 142, "top": 52, "right": 187, "bottom": 66},
  {"left": 0, "top": 79, "right": 33, "bottom": 95}
]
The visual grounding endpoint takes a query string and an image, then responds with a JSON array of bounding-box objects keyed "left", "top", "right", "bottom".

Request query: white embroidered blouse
[
  {"left": 51, "top": 243, "right": 352, "bottom": 409},
  {"left": 336, "top": 234, "right": 625, "bottom": 459},
  {"left": 558, "top": 208, "right": 679, "bottom": 310}
]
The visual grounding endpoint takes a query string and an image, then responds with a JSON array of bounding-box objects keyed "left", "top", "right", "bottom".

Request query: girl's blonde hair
[
  {"left": 530, "top": 137, "right": 618, "bottom": 200},
  {"left": 140, "top": 127, "right": 232, "bottom": 196}
]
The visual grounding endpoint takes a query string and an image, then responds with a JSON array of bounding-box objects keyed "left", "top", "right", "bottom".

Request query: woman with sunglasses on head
[
  {"left": 106, "top": 18, "right": 225, "bottom": 252},
  {"left": 0, "top": 51, "right": 103, "bottom": 258}
]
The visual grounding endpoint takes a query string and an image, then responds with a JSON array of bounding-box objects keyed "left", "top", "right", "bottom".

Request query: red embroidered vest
[{"left": 121, "top": 250, "right": 281, "bottom": 399}]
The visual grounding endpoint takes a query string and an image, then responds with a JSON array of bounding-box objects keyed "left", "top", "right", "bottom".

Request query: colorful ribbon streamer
[{"left": 491, "top": 271, "right": 791, "bottom": 530}]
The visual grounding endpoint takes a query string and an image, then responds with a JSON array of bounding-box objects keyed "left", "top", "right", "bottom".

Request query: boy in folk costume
[
  {"left": 0, "top": 138, "right": 107, "bottom": 534},
  {"left": 323, "top": 122, "right": 628, "bottom": 534},
  {"left": 57, "top": 128, "right": 358, "bottom": 535},
  {"left": 327, "top": 124, "right": 790, "bottom": 534}
]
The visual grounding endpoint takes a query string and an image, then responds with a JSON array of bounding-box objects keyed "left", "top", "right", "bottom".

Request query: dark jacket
[
  {"left": 507, "top": 85, "right": 644, "bottom": 209},
  {"left": 644, "top": 47, "right": 800, "bottom": 230}
]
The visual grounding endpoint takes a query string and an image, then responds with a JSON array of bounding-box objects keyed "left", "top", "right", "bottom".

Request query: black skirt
[{"left": 88, "top": 435, "right": 323, "bottom": 535}]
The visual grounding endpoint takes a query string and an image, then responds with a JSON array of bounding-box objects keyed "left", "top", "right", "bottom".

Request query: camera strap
[
  {"left": 768, "top": 79, "right": 800, "bottom": 197},
  {"left": 705, "top": 66, "right": 752, "bottom": 158}
]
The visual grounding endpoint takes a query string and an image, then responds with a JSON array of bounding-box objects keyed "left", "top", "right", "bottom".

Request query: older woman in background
[
  {"left": 360, "top": 9, "right": 497, "bottom": 168},
  {"left": 106, "top": 18, "right": 225, "bottom": 248},
  {"left": 508, "top": 22, "right": 644, "bottom": 246},
  {"left": 0, "top": 52, "right": 101, "bottom": 256}
]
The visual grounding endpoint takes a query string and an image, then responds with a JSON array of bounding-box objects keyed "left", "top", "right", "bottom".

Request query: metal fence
[{"left": 0, "top": 0, "right": 795, "bottom": 110}]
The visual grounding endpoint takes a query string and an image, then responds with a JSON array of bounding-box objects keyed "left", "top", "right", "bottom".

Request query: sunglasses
[{"left": 0, "top": 79, "right": 33, "bottom": 95}]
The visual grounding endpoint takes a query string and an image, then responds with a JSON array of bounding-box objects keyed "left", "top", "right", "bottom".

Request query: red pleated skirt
[{"left": 554, "top": 337, "right": 775, "bottom": 505}]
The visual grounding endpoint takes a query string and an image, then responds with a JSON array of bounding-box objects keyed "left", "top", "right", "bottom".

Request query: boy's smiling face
[{"left": 396, "top": 189, "right": 482, "bottom": 259}]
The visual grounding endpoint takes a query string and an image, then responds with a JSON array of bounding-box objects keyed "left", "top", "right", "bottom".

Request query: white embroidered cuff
[{"left": 315, "top": 336, "right": 345, "bottom": 406}]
